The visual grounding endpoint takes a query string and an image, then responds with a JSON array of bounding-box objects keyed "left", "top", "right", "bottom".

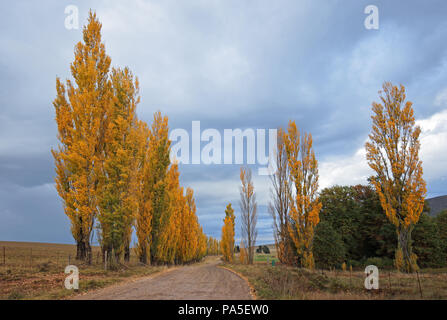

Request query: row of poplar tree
[{"left": 52, "top": 12, "right": 210, "bottom": 266}]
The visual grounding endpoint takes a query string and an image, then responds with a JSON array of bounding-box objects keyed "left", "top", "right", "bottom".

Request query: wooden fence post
[
  {"left": 416, "top": 271, "right": 423, "bottom": 299},
  {"left": 350, "top": 268, "right": 352, "bottom": 288},
  {"left": 388, "top": 272, "right": 392, "bottom": 291},
  {"left": 3, "top": 246, "right": 5, "bottom": 265}
]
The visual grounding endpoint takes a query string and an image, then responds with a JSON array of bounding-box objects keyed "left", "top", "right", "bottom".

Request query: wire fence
[{"left": 0, "top": 244, "right": 142, "bottom": 273}]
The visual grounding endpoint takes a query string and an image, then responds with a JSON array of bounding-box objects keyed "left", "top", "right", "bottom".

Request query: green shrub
[
  {"left": 413, "top": 213, "right": 446, "bottom": 268},
  {"left": 363, "top": 256, "right": 393, "bottom": 268},
  {"left": 262, "top": 245, "right": 270, "bottom": 254},
  {"left": 313, "top": 221, "right": 346, "bottom": 269}
]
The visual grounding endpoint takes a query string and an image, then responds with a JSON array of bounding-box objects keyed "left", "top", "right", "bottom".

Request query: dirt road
[{"left": 74, "top": 257, "right": 253, "bottom": 300}]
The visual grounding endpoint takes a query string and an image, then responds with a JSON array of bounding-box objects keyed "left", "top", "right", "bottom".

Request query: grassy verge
[
  {"left": 0, "top": 241, "right": 165, "bottom": 300},
  {"left": 223, "top": 261, "right": 447, "bottom": 300}
]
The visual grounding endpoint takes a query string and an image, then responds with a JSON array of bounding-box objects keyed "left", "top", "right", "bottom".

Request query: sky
[{"left": 0, "top": 0, "right": 446, "bottom": 245}]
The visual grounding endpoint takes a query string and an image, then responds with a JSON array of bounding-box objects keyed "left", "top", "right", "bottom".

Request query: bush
[
  {"left": 346, "top": 259, "right": 363, "bottom": 269},
  {"left": 313, "top": 221, "right": 346, "bottom": 269},
  {"left": 363, "top": 256, "right": 393, "bottom": 269},
  {"left": 413, "top": 213, "right": 446, "bottom": 268},
  {"left": 262, "top": 245, "right": 270, "bottom": 254},
  {"left": 436, "top": 210, "right": 447, "bottom": 260}
]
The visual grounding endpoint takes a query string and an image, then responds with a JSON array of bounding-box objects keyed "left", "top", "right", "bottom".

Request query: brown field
[
  {"left": 225, "top": 251, "right": 447, "bottom": 300},
  {"left": 0, "top": 241, "right": 164, "bottom": 300}
]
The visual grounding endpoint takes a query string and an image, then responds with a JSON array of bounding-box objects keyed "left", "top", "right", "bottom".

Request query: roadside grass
[
  {"left": 254, "top": 254, "right": 279, "bottom": 264},
  {"left": 0, "top": 241, "right": 165, "bottom": 300},
  {"left": 225, "top": 253, "right": 447, "bottom": 300}
]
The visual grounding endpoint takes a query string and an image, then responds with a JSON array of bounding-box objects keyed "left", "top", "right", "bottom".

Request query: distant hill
[{"left": 426, "top": 195, "right": 447, "bottom": 217}]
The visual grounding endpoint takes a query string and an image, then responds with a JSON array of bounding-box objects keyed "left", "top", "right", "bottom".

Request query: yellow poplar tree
[
  {"left": 239, "top": 241, "right": 248, "bottom": 264},
  {"left": 135, "top": 120, "right": 152, "bottom": 264},
  {"left": 198, "top": 228, "right": 208, "bottom": 260},
  {"left": 147, "top": 112, "right": 171, "bottom": 264},
  {"left": 221, "top": 203, "right": 235, "bottom": 262},
  {"left": 365, "top": 82, "right": 426, "bottom": 273},
  {"left": 184, "top": 188, "right": 199, "bottom": 262},
  {"left": 97, "top": 67, "right": 140, "bottom": 265},
  {"left": 52, "top": 11, "right": 111, "bottom": 263},
  {"left": 284, "top": 121, "right": 322, "bottom": 269},
  {"left": 207, "top": 237, "right": 220, "bottom": 255},
  {"left": 156, "top": 163, "right": 182, "bottom": 264}
]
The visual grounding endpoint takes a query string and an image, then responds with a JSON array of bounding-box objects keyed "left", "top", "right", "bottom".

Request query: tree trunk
[
  {"left": 139, "top": 246, "right": 147, "bottom": 264},
  {"left": 124, "top": 245, "right": 130, "bottom": 262},
  {"left": 84, "top": 240, "right": 92, "bottom": 265},
  {"left": 397, "top": 225, "right": 416, "bottom": 272},
  {"left": 76, "top": 241, "right": 85, "bottom": 260}
]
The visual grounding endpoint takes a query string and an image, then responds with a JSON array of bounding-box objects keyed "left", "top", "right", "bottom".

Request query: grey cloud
[{"left": 0, "top": 0, "right": 446, "bottom": 244}]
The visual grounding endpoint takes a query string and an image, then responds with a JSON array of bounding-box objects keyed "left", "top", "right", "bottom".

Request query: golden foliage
[
  {"left": 221, "top": 203, "right": 235, "bottom": 263},
  {"left": 52, "top": 11, "right": 112, "bottom": 263},
  {"left": 53, "top": 11, "right": 208, "bottom": 266},
  {"left": 365, "top": 82, "right": 426, "bottom": 273},
  {"left": 270, "top": 128, "right": 295, "bottom": 266},
  {"left": 134, "top": 121, "right": 152, "bottom": 264},
  {"left": 97, "top": 67, "right": 140, "bottom": 263},
  {"left": 207, "top": 236, "right": 220, "bottom": 255},
  {"left": 284, "top": 121, "right": 322, "bottom": 270}
]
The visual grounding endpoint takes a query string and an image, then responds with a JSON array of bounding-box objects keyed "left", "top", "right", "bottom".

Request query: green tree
[
  {"left": 313, "top": 221, "right": 346, "bottom": 269},
  {"left": 436, "top": 210, "right": 447, "bottom": 261},
  {"left": 319, "top": 184, "right": 396, "bottom": 263},
  {"left": 413, "top": 213, "right": 446, "bottom": 268}
]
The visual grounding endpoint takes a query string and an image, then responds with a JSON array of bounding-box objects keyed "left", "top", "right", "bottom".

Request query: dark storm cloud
[{"left": 1, "top": 0, "right": 447, "bottom": 244}]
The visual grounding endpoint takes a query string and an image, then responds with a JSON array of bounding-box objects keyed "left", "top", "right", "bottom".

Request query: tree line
[
  {"left": 52, "top": 12, "right": 207, "bottom": 267},
  {"left": 313, "top": 185, "right": 447, "bottom": 269}
]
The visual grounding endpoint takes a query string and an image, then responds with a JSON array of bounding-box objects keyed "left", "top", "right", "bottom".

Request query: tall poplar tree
[
  {"left": 97, "top": 67, "right": 139, "bottom": 265},
  {"left": 284, "top": 121, "right": 321, "bottom": 270},
  {"left": 135, "top": 120, "right": 152, "bottom": 264},
  {"left": 239, "top": 167, "right": 258, "bottom": 265},
  {"left": 365, "top": 82, "right": 426, "bottom": 272},
  {"left": 221, "top": 203, "right": 235, "bottom": 262},
  {"left": 52, "top": 11, "right": 112, "bottom": 263},
  {"left": 146, "top": 112, "right": 171, "bottom": 264}
]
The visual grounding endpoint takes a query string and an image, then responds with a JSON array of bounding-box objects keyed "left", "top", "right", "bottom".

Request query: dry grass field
[
  {"left": 225, "top": 248, "right": 447, "bottom": 300},
  {"left": 0, "top": 241, "right": 164, "bottom": 300},
  {"left": 3, "top": 241, "right": 447, "bottom": 300}
]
